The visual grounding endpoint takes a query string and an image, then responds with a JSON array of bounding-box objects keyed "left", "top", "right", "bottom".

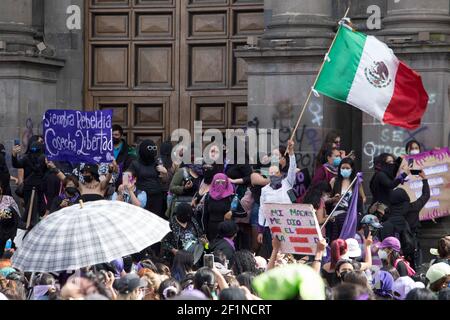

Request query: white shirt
[{"left": 258, "top": 155, "right": 297, "bottom": 227}]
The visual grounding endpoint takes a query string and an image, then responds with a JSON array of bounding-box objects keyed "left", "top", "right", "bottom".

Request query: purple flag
[
  {"left": 43, "top": 109, "right": 114, "bottom": 164},
  {"left": 339, "top": 172, "right": 363, "bottom": 240}
]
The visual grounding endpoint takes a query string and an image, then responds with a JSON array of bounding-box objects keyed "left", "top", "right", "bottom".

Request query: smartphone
[
  {"left": 203, "top": 254, "right": 214, "bottom": 269},
  {"left": 14, "top": 139, "right": 20, "bottom": 146},
  {"left": 122, "top": 172, "right": 130, "bottom": 185},
  {"left": 410, "top": 169, "right": 422, "bottom": 176},
  {"left": 408, "top": 159, "right": 414, "bottom": 166}
]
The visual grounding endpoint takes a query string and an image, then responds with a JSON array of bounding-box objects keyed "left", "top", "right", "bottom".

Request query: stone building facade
[{"left": 0, "top": 0, "right": 448, "bottom": 262}]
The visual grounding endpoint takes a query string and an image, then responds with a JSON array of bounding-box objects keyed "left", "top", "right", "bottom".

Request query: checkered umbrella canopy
[{"left": 11, "top": 200, "right": 170, "bottom": 272}]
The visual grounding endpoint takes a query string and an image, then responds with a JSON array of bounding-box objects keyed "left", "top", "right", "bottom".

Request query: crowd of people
[{"left": 0, "top": 126, "right": 449, "bottom": 300}]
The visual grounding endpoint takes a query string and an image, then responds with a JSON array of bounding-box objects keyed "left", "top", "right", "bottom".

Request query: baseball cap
[
  {"left": 254, "top": 256, "right": 268, "bottom": 270},
  {"left": 345, "top": 238, "right": 362, "bottom": 258},
  {"left": 214, "top": 262, "right": 232, "bottom": 275},
  {"left": 426, "top": 262, "right": 450, "bottom": 287},
  {"left": 360, "top": 214, "right": 383, "bottom": 229},
  {"left": 377, "top": 237, "right": 401, "bottom": 252},
  {"left": 113, "top": 273, "right": 147, "bottom": 294},
  {"left": 392, "top": 276, "right": 425, "bottom": 300},
  {"left": 430, "top": 248, "right": 439, "bottom": 256}
]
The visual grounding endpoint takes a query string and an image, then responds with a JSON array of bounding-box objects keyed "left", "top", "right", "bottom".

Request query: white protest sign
[{"left": 263, "top": 203, "right": 322, "bottom": 255}]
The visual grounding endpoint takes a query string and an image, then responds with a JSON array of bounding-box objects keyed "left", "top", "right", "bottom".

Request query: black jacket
[
  {"left": 114, "top": 139, "right": 136, "bottom": 188},
  {"left": 370, "top": 171, "right": 407, "bottom": 206},
  {"left": 210, "top": 238, "right": 235, "bottom": 266},
  {"left": 12, "top": 153, "right": 49, "bottom": 191},
  {"left": 381, "top": 180, "right": 430, "bottom": 243}
]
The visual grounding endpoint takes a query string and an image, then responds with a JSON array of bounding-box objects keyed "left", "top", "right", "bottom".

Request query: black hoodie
[
  {"left": 381, "top": 179, "right": 430, "bottom": 240},
  {"left": 128, "top": 140, "right": 162, "bottom": 194}
]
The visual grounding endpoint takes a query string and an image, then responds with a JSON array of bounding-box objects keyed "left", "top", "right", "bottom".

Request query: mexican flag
[{"left": 315, "top": 25, "right": 429, "bottom": 130}]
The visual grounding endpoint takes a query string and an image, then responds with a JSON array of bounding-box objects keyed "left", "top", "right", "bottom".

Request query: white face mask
[
  {"left": 409, "top": 149, "right": 420, "bottom": 155},
  {"left": 378, "top": 249, "right": 388, "bottom": 260}
]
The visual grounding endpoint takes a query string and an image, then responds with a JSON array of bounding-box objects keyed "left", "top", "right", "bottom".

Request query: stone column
[
  {"left": 262, "top": 0, "right": 335, "bottom": 47},
  {"left": 381, "top": 0, "right": 450, "bottom": 40},
  {"left": 0, "top": 0, "right": 37, "bottom": 53},
  {"left": 0, "top": 0, "right": 64, "bottom": 175},
  {"left": 237, "top": 0, "right": 359, "bottom": 175}
]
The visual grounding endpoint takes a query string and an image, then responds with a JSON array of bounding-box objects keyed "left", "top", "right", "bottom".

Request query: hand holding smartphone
[
  {"left": 122, "top": 172, "right": 130, "bottom": 186},
  {"left": 203, "top": 253, "right": 214, "bottom": 269}
]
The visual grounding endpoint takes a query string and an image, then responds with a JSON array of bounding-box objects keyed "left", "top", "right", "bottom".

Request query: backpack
[
  {"left": 399, "top": 222, "right": 416, "bottom": 257},
  {"left": 394, "top": 258, "right": 416, "bottom": 277}
]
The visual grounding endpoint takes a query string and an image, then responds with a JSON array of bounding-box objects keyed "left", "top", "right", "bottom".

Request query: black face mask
[
  {"left": 83, "top": 175, "right": 93, "bottom": 183},
  {"left": 65, "top": 187, "right": 78, "bottom": 196},
  {"left": 203, "top": 168, "right": 215, "bottom": 184},
  {"left": 383, "top": 163, "right": 397, "bottom": 178},
  {"left": 113, "top": 138, "right": 121, "bottom": 145}
]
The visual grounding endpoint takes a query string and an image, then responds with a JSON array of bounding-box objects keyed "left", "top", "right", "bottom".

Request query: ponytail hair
[
  {"left": 194, "top": 267, "right": 216, "bottom": 300},
  {"left": 331, "top": 239, "right": 348, "bottom": 269}
]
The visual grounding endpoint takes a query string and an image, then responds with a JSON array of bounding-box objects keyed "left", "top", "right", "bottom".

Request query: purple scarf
[
  {"left": 223, "top": 237, "right": 235, "bottom": 250},
  {"left": 373, "top": 271, "right": 394, "bottom": 298},
  {"left": 209, "top": 173, "right": 234, "bottom": 200}
]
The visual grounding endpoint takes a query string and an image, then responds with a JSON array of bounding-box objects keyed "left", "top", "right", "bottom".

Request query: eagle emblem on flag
[{"left": 364, "top": 61, "right": 392, "bottom": 88}]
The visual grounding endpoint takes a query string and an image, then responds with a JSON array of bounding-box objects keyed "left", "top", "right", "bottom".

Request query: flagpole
[
  {"left": 320, "top": 172, "right": 359, "bottom": 231},
  {"left": 287, "top": 6, "right": 351, "bottom": 145}
]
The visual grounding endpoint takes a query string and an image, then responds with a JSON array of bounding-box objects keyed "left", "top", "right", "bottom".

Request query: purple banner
[{"left": 43, "top": 109, "right": 114, "bottom": 164}]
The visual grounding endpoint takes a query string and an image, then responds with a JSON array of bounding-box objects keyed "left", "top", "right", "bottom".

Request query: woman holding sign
[{"left": 257, "top": 140, "right": 297, "bottom": 259}]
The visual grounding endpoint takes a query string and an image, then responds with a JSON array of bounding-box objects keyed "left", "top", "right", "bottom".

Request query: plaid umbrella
[{"left": 11, "top": 200, "right": 170, "bottom": 272}]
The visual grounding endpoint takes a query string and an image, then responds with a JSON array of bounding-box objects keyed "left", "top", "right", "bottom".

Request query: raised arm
[
  {"left": 100, "top": 161, "right": 118, "bottom": 191},
  {"left": 360, "top": 233, "right": 373, "bottom": 271},
  {"left": 46, "top": 161, "right": 67, "bottom": 182},
  {"left": 286, "top": 140, "right": 297, "bottom": 187},
  {"left": 311, "top": 239, "right": 327, "bottom": 273},
  {"left": 267, "top": 236, "right": 281, "bottom": 271},
  {"left": 409, "top": 173, "right": 430, "bottom": 213}
]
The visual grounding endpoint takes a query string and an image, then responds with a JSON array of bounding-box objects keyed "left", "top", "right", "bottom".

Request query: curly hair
[{"left": 232, "top": 250, "right": 257, "bottom": 275}]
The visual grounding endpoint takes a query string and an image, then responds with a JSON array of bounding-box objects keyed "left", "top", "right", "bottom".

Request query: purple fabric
[
  {"left": 111, "top": 258, "right": 124, "bottom": 277},
  {"left": 373, "top": 271, "right": 394, "bottom": 298},
  {"left": 209, "top": 173, "right": 234, "bottom": 200},
  {"left": 223, "top": 237, "right": 235, "bottom": 250},
  {"left": 43, "top": 109, "right": 114, "bottom": 164},
  {"left": 339, "top": 172, "right": 363, "bottom": 240}
]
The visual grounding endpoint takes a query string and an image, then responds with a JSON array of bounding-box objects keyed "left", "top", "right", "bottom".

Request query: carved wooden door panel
[{"left": 85, "top": 0, "right": 263, "bottom": 145}]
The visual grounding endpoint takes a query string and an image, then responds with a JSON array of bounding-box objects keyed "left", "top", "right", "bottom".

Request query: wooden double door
[{"left": 84, "top": 0, "right": 264, "bottom": 146}]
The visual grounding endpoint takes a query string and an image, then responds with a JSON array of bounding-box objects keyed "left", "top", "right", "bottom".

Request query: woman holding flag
[{"left": 329, "top": 158, "right": 364, "bottom": 242}]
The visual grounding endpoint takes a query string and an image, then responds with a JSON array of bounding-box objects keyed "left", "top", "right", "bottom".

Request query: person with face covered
[
  {"left": 0, "top": 185, "right": 20, "bottom": 256},
  {"left": 257, "top": 140, "right": 297, "bottom": 259},
  {"left": 202, "top": 173, "right": 235, "bottom": 242},
  {"left": 312, "top": 146, "right": 341, "bottom": 186},
  {"left": 166, "top": 158, "right": 203, "bottom": 218},
  {"left": 111, "top": 125, "right": 136, "bottom": 189},
  {"left": 12, "top": 139, "right": 49, "bottom": 227},
  {"left": 128, "top": 140, "right": 167, "bottom": 217},
  {"left": 380, "top": 170, "right": 429, "bottom": 269},
  {"left": 47, "top": 161, "right": 118, "bottom": 203},
  {"left": 328, "top": 158, "right": 364, "bottom": 242},
  {"left": 161, "top": 203, "right": 206, "bottom": 264},
  {"left": 48, "top": 176, "right": 80, "bottom": 214},
  {"left": 369, "top": 153, "right": 408, "bottom": 208},
  {"left": 191, "top": 162, "right": 221, "bottom": 226}
]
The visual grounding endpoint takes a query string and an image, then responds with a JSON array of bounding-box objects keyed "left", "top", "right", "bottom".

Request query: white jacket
[{"left": 258, "top": 155, "right": 297, "bottom": 228}]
